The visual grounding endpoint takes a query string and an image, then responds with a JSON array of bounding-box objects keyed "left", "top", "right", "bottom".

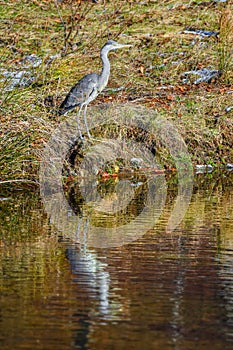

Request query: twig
[{"left": 0, "top": 179, "right": 39, "bottom": 185}]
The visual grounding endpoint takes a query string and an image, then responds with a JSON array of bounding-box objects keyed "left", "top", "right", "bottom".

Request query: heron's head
[{"left": 102, "top": 40, "right": 132, "bottom": 52}]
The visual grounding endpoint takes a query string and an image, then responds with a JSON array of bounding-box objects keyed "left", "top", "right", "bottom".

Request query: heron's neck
[{"left": 99, "top": 50, "right": 111, "bottom": 90}]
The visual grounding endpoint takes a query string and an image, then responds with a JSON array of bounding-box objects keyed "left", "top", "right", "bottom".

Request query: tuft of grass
[{"left": 218, "top": 3, "right": 233, "bottom": 82}]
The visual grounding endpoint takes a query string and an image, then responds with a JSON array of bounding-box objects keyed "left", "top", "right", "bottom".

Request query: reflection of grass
[
  {"left": 78, "top": 175, "right": 148, "bottom": 228},
  {"left": 0, "top": 191, "right": 74, "bottom": 345},
  {"left": 0, "top": 190, "right": 68, "bottom": 295},
  {"left": 1, "top": 1, "right": 233, "bottom": 182}
]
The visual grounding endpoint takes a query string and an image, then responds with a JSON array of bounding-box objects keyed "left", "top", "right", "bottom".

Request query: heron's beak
[{"left": 116, "top": 43, "right": 132, "bottom": 49}]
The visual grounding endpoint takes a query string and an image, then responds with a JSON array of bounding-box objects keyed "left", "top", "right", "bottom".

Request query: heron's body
[
  {"left": 59, "top": 73, "right": 100, "bottom": 114},
  {"left": 58, "top": 40, "right": 131, "bottom": 138}
]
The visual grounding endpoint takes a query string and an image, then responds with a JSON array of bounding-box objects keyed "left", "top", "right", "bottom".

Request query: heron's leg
[
  {"left": 83, "top": 104, "right": 91, "bottom": 139},
  {"left": 77, "top": 106, "right": 84, "bottom": 140}
]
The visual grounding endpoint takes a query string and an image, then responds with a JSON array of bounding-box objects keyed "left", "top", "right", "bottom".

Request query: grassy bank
[{"left": 0, "top": 0, "right": 232, "bottom": 182}]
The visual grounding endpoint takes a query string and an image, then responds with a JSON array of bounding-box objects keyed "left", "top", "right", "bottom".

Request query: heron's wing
[{"left": 58, "top": 73, "right": 99, "bottom": 114}]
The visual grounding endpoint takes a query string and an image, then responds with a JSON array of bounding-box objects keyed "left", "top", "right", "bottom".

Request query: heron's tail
[
  {"left": 57, "top": 102, "right": 77, "bottom": 116},
  {"left": 57, "top": 107, "right": 67, "bottom": 116}
]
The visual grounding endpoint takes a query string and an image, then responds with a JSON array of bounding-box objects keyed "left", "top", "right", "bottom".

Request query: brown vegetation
[{"left": 0, "top": 0, "right": 232, "bottom": 182}]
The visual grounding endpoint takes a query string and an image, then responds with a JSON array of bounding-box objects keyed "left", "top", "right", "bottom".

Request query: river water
[{"left": 0, "top": 171, "right": 233, "bottom": 350}]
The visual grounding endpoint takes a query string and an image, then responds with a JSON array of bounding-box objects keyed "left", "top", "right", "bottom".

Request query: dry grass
[
  {"left": 218, "top": 2, "right": 233, "bottom": 80},
  {"left": 0, "top": 0, "right": 232, "bottom": 182}
]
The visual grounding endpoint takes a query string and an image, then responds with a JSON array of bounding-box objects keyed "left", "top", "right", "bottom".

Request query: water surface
[{"left": 0, "top": 171, "right": 233, "bottom": 350}]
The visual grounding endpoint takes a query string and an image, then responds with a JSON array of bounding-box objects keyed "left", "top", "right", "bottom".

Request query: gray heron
[{"left": 58, "top": 40, "right": 132, "bottom": 139}]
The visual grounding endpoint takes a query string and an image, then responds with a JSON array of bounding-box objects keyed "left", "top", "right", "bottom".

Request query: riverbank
[{"left": 0, "top": 0, "right": 232, "bottom": 183}]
